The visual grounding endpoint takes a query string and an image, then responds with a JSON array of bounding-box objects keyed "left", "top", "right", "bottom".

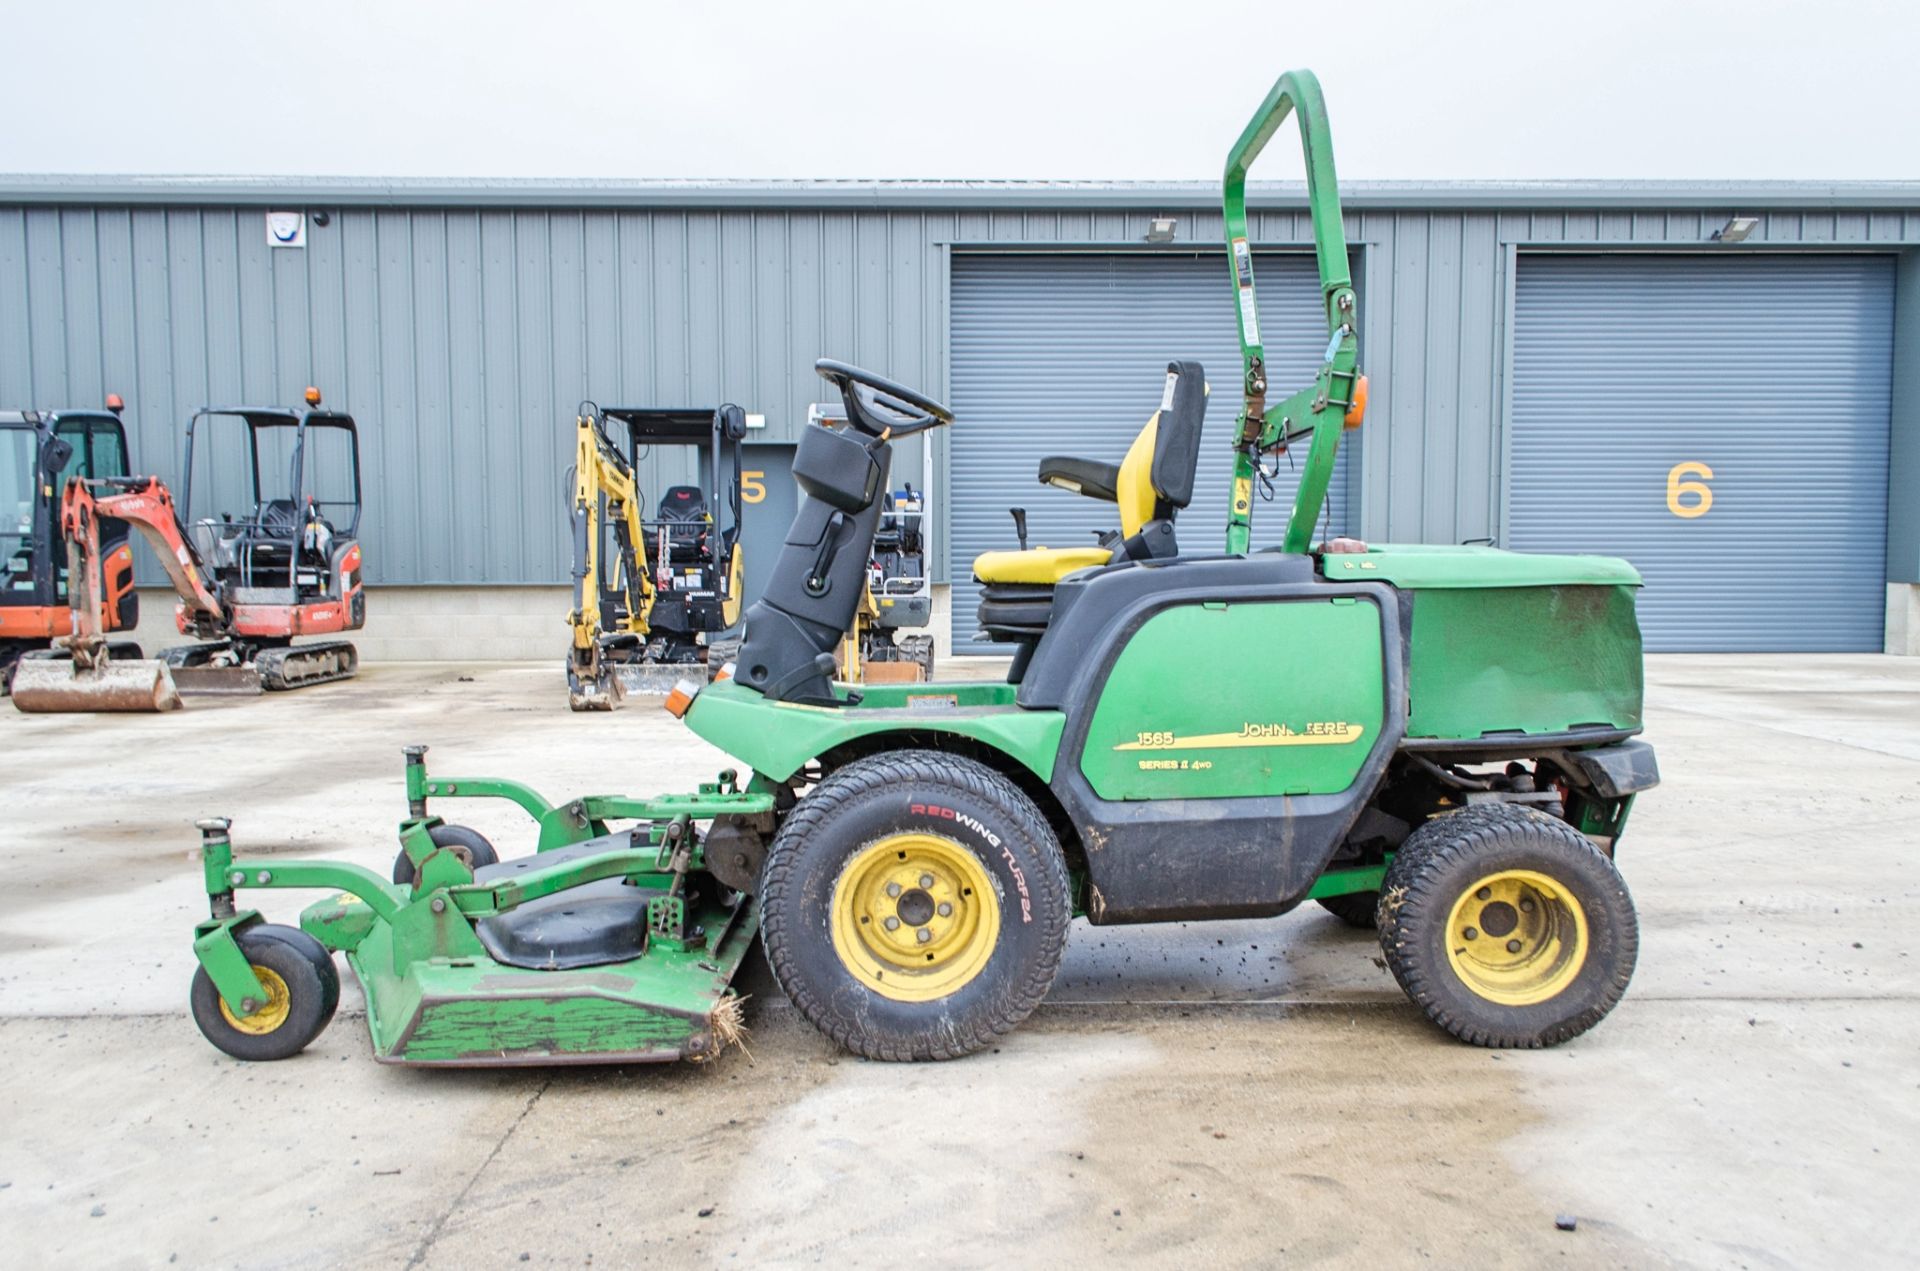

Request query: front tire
[
  {"left": 760, "top": 750, "right": 1070, "bottom": 1061},
  {"left": 190, "top": 925, "right": 340, "bottom": 1061},
  {"left": 1378, "top": 804, "right": 1637, "bottom": 1048}
]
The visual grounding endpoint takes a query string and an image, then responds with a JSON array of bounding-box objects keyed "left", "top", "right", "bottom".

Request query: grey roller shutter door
[
  {"left": 1510, "top": 254, "right": 1893, "bottom": 653},
  {"left": 949, "top": 253, "right": 1351, "bottom": 653}
]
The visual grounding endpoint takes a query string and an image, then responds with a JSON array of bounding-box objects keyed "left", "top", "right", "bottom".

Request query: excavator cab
[
  {"left": 181, "top": 401, "right": 363, "bottom": 615},
  {"left": 156, "top": 391, "right": 365, "bottom": 692},
  {"left": 1, "top": 402, "right": 138, "bottom": 691},
  {"left": 566, "top": 403, "right": 748, "bottom": 709}
]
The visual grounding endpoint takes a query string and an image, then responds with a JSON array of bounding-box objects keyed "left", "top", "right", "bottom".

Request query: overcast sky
[{"left": 4, "top": 0, "right": 1914, "bottom": 182}]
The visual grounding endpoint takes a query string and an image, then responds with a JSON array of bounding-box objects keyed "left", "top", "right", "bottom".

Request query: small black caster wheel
[
  {"left": 392, "top": 823, "right": 500, "bottom": 885},
  {"left": 190, "top": 924, "right": 339, "bottom": 1061}
]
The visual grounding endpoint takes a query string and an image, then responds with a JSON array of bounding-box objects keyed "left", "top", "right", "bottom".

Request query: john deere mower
[
  {"left": 566, "top": 403, "right": 748, "bottom": 710},
  {"left": 186, "top": 68, "right": 1655, "bottom": 1067},
  {"left": 2, "top": 399, "right": 142, "bottom": 694}
]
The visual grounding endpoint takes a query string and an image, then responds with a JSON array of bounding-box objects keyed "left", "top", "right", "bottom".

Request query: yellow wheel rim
[
  {"left": 830, "top": 833, "right": 1001, "bottom": 1003},
  {"left": 218, "top": 964, "right": 292, "bottom": 1035},
  {"left": 1444, "top": 869, "right": 1588, "bottom": 1006}
]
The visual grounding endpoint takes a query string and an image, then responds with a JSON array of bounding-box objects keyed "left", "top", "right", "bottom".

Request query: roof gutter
[{"left": 0, "top": 176, "right": 1917, "bottom": 213}]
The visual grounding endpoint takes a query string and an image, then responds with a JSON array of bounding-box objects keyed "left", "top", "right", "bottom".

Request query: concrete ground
[{"left": 1, "top": 655, "right": 1915, "bottom": 1269}]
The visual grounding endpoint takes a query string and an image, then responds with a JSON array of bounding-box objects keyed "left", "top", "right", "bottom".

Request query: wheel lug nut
[
  {"left": 1476, "top": 887, "right": 1492, "bottom": 901},
  {"left": 1463, "top": 927, "right": 1478, "bottom": 941},
  {"left": 916, "top": 927, "right": 932, "bottom": 944},
  {"left": 885, "top": 882, "right": 902, "bottom": 898},
  {"left": 1506, "top": 939, "right": 1523, "bottom": 954},
  {"left": 937, "top": 902, "right": 953, "bottom": 917},
  {"left": 919, "top": 874, "right": 934, "bottom": 889},
  {"left": 883, "top": 916, "right": 900, "bottom": 931},
  {"left": 1519, "top": 898, "right": 1536, "bottom": 913}
]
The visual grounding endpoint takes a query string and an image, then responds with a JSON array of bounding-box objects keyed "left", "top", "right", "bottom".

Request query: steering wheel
[{"left": 815, "top": 359, "right": 954, "bottom": 437}]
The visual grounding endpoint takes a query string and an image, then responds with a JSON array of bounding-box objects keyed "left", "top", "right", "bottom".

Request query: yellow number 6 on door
[{"left": 1666, "top": 462, "right": 1713, "bottom": 518}]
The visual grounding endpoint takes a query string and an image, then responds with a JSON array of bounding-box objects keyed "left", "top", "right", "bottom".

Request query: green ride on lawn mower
[{"left": 187, "top": 67, "right": 1658, "bottom": 1067}]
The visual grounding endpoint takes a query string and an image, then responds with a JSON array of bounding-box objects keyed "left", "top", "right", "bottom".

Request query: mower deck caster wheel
[
  {"left": 392, "top": 823, "right": 500, "bottom": 885},
  {"left": 190, "top": 925, "right": 340, "bottom": 1062},
  {"left": 1316, "top": 891, "right": 1380, "bottom": 929},
  {"left": 1377, "top": 804, "right": 1637, "bottom": 1048}
]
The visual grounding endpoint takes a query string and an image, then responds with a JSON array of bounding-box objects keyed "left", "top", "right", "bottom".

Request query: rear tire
[
  {"left": 760, "top": 750, "right": 1070, "bottom": 1061},
  {"left": 190, "top": 925, "right": 339, "bottom": 1061},
  {"left": 392, "top": 823, "right": 500, "bottom": 885},
  {"left": 1316, "top": 891, "right": 1379, "bottom": 929},
  {"left": 1378, "top": 804, "right": 1637, "bottom": 1048}
]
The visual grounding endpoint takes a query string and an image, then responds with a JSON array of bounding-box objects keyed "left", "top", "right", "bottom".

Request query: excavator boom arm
[
  {"left": 62, "top": 478, "right": 225, "bottom": 639},
  {"left": 569, "top": 412, "right": 654, "bottom": 655}
]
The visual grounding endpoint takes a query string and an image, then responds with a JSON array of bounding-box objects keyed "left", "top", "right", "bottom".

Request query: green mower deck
[{"left": 189, "top": 766, "right": 773, "bottom": 1066}]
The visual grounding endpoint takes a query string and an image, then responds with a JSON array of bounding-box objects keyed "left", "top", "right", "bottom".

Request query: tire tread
[
  {"left": 1377, "top": 803, "right": 1637, "bottom": 1048},
  {"left": 760, "top": 749, "right": 1070, "bottom": 1061}
]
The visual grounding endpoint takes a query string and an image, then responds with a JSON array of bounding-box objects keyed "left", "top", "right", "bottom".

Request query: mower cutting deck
[{"left": 190, "top": 758, "right": 770, "bottom": 1065}]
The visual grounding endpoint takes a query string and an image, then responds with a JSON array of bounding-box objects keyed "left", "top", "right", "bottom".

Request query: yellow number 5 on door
[{"left": 1666, "top": 461, "right": 1713, "bottom": 518}]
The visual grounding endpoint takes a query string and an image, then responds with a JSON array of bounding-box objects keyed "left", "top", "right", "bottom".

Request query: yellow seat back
[{"left": 1116, "top": 414, "right": 1160, "bottom": 538}]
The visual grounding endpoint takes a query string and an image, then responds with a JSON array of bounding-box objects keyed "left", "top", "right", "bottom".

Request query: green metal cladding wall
[{"left": 2, "top": 195, "right": 1916, "bottom": 585}]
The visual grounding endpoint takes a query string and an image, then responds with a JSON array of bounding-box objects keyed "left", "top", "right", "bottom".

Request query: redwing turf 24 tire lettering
[
  {"left": 760, "top": 750, "right": 1070, "bottom": 1061},
  {"left": 1377, "top": 803, "right": 1638, "bottom": 1048}
]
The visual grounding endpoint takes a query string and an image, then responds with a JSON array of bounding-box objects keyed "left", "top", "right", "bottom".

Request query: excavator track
[{"left": 256, "top": 641, "right": 359, "bottom": 691}]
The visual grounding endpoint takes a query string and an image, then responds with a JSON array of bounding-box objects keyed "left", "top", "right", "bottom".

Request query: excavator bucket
[
  {"left": 10, "top": 656, "right": 183, "bottom": 713},
  {"left": 167, "top": 665, "right": 265, "bottom": 697}
]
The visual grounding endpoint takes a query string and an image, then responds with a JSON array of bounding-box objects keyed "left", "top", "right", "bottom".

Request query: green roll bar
[{"left": 1221, "top": 67, "right": 1363, "bottom": 556}]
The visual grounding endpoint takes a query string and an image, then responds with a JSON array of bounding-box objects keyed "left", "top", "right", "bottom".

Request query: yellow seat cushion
[{"left": 972, "top": 545, "right": 1113, "bottom": 585}]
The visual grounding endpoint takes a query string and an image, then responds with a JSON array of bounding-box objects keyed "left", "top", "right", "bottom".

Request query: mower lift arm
[{"left": 1221, "top": 67, "right": 1363, "bottom": 556}]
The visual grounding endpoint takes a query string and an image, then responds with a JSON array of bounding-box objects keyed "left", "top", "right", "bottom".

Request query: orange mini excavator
[
  {"left": 11, "top": 389, "right": 367, "bottom": 712},
  {"left": 1, "top": 398, "right": 142, "bottom": 694}
]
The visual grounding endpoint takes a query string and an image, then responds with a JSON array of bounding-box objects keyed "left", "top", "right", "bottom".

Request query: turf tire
[
  {"left": 760, "top": 750, "right": 1070, "bottom": 1061},
  {"left": 1378, "top": 803, "right": 1637, "bottom": 1048}
]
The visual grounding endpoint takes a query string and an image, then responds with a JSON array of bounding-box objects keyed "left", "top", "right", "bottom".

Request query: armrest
[{"left": 1037, "top": 456, "right": 1121, "bottom": 503}]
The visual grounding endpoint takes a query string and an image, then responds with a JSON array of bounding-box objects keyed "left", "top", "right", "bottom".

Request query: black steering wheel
[{"left": 815, "top": 359, "right": 954, "bottom": 437}]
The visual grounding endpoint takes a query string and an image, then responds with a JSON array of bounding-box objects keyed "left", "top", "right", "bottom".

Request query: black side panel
[
  {"left": 735, "top": 424, "right": 893, "bottom": 704},
  {"left": 1020, "top": 552, "right": 1320, "bottom": 708},
  {"left": 1026, "top": 554, "right": 1409, "bottom": 925}
]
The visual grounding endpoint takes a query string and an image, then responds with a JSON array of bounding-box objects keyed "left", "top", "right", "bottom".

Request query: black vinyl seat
[{"left": 659, "top": 485, "right": 708, "bottom": 566}]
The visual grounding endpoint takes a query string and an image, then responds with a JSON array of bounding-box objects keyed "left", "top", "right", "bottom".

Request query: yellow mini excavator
[{"left": 566, "top": 402, "right": 747, "bottom": 710}]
